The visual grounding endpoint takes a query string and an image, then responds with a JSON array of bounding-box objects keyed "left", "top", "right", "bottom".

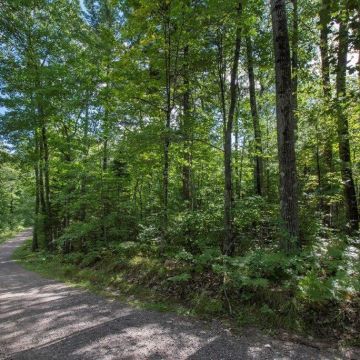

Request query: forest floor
[{"left": 0, "top": 230, "right": 358, "bottom": 360}]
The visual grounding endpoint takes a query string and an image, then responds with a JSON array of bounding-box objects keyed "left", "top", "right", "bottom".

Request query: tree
[
  {"left": 246, "top": 35, "right": 264, "bottom": 196},
  {"left": 219, "top": 2, "right": 243, "bottom": 256},
  {"left": 335, "top": 2, "right": 359, "bottom": 232},
  {"left": 271, "top": 0, "right": 300, "bottom": 251}
]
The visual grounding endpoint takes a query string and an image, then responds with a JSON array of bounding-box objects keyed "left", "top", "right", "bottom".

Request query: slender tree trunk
[
  {"left": 320, "top": 0, "right": 331, "bottom": 100},
  {"left": 319, "top": 0, "right": 335, "bottom": 223},
  {"left": 101, "top": 96, "right": 109, "bottom": 244},
  {"left": 217, "top": 31, "right": 227, "bottom": 139},
  {"left": 102, "top": 61, "right": 111, "bottom": 243},
  {"left": 162, "top": 6, "right": 171, "bottom": 236},
  {"left": 32, "top": 162, "right": 40, "bottom": 252},
  {"left": 181, "top": 45, "right": 192, "bottom": 205},
  {"left": 223, "top": 3, "right": 242, "bottom": 256},
  {"left": 234, "top": 105, "right": 240, "bottom": 199},
  {"left": 335, "top": 9, "right": 359, "bottom": 232},
  {"left": 36, "top": 100, "right": 50, "bottom": 249},
  {"left": 41, "top": 120, "right": 52, "bottom": 248},
  {"left": 315, "top": 122, "right": 322, "bottom": 193},
  {"left": 80, "top": 96, "right": 90, "bottom": 222},
  {"left": 271, "top": 0, "right": 300, "bottom": 251},
  {"left": 320, "top": 3, "right": 333, "bottom": 167},
  {"left": 291, "top": 0, "right": 298, "bottom": 128},
  {"left": 32, "top": 128, "right": 40, "bottom": 252},
  {"left": 38, "top": 126, "right": 46, "bottom": 239},
  {"left": 103, "top": 106, "right": 109, "bottom": 171},
  {"left": 238, "top": 136, "right": 246, "bottom": 198},
  {"left": 246, "top": 36, "right": 264, "bottom": 196}
]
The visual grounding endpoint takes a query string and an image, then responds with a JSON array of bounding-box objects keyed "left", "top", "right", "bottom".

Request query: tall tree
[
  {"left": 181, "top": 45, "right": 192, "bottom": 205},
  {"left": 291, "top": 0, "right": 298, "bottom": 127},
  {"left": 246, "top": 36, "right": 264, "bottom": 196},
  {"left": 318, "top": 0, "right": 334, "bottom": 220},
  {"left": 222, "top": 2, "right": 242, "bottom": 256},
  {"left": 335, "top": 3, "right": 359, "bottom": 232},
  {"left": 271, "top": 0, "right": 300, "bottom": 251}
]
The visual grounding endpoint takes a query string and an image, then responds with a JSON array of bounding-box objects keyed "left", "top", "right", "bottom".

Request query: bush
[
  {"left": 191, "top": 291, "right": 223, "bottom": 315},
  {"left": 62, "top": 252, "right": 84, "bottom": 265},
  {"left": 80, "top": 251, "right": 102, "bottom": 268}
]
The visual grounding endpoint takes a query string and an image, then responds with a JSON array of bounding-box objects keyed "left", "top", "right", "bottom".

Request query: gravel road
[{"left": 0, "top": 230, "right": 356, "bottom": 359}]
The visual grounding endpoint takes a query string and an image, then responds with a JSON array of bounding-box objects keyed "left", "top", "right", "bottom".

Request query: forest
[{"left": 0, "top": 0, "right": 359, "bottom": 345}]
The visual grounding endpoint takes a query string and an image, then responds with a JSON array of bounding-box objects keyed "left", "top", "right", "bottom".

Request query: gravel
[{"left": 0, "top": 230, "right": 356, "bottom": 359}]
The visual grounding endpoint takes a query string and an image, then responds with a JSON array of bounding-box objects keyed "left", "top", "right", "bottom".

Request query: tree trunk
[
  {"left": 32, "top": 163, "right": 40, "bottom": 252},
  {"left": 162, "top": 6, "right": 171, "bottom": 236},
  {"left": 320, "top": 0, "right": 331, "bottom": 99},
  {"left": 246, "top": 36, "right": 264, "bottom": 196},
  {"left": 234, "top": 105, "right": 240, "bottom": 199},
  {"left": 181, "top": 45, "right": 192, "bottom": 205},
  {"left": 271, "top": 0, "right": 300, "bottom": 251},
  {"left": 319, "top": 0, "right": 334, "bottom": 222},
  {"left": 103, "top": 105, "right": 109, "bottom": 171},
  {"left": 223, "top": 3, "right": 242, "bottom": 256},
  {"left": 79, "top": 95, "right": 90, "bottom": 222},
  {"left": 291, "top": 0, "right": 298, "bottom": 128},
  {"left": 319, "top": 0, "right": 333, "bottom": 172},
  {"left": 41, "top": 120, "right": 52, "bottom": 248},
  {"left": 37, "top": 126, "right": 46, "bottom": 244},
  {"left": 32, "top": 124, "right": 41, "bottom": 251},
  {"left": 335, "top": 8, "right": 359, "bottom": 232}
]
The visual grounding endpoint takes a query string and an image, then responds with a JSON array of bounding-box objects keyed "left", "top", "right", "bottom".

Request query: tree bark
[
  {"left": 162, "top": 4, "right": 171, "bottom": 235},
  {"left": 32, "top": 162, "right": 40, "bottom": 252},
  {"left": 291, "top": 0, "right": 298, "bottom": 128},
  {"left": 246, "top": 36, "right": 264, "bottom": 196},
  {"left": 319, "top": 0, "right": 334, "bottom": 221},
  {"left": 234, "top": 104, "right": 240, "bottom": 199},
  {"left": 271, "top": 0, "right": 300, "bottom": 252},
  {"left": 79, "top": 95, "right": 90, "bottom": 222},
  {"left": 320, "top": 0, "right": 331, "bottom": 99},
  {"left": 335, "top": 8, "right": 359, "bottom": 232},
  {"left": 181, "top": 45, "right": 192, "bottom": 205},
  {"left": 41, "top": 120, "right": 53, "bottom": 248},
  {"left": 319, "top": 0, "right": 333, "bottom": 173},
  {"left": 223, "top": 3, "right": 242, "bottom": 256}
]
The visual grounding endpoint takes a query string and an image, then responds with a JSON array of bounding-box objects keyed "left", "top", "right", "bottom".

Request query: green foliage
[
  {"left": 0, "top": 159, "right": 33, "bottom": 231},
  {"left": 62, "top": 252, "right": 84, "bottom": 266},
  {"left": 80, "top": 251, "right": 102, "bottom": 268},
  {"left": 298, "top": 270, "right": 333, "bottom": 303},
  {"left": 2, "top": 0, "right": 360, "bottom": 346},
  {"left": 167, "top": 272, "right": 191, "bottom": 283},
  {"left": 191, "top": 292, "right": 223, "bottom": 315}
]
